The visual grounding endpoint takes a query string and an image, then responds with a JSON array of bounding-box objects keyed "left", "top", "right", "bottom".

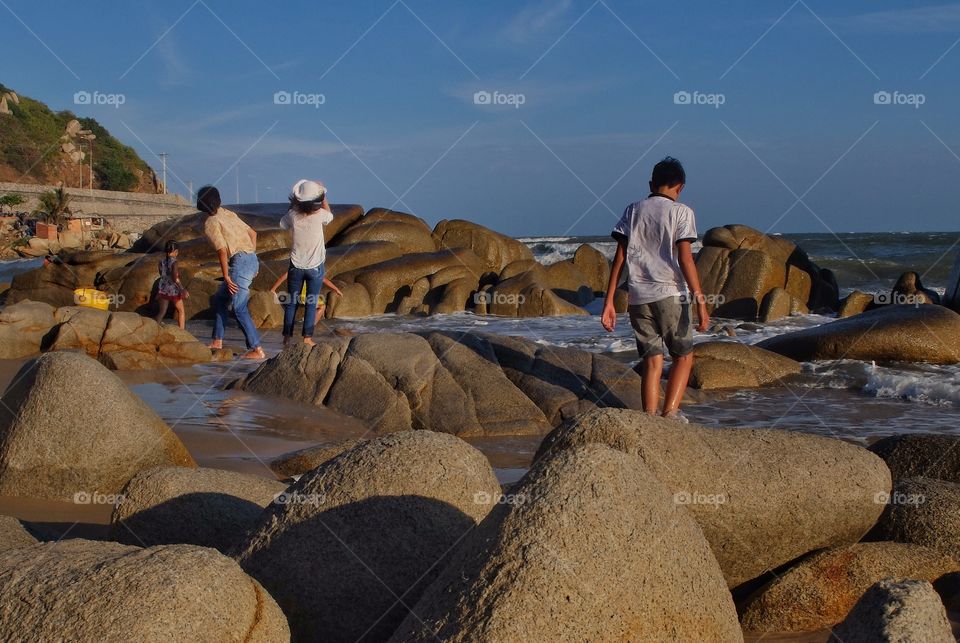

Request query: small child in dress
[{"left": 155, "top": 240, "right": 189, "bottom": 329}]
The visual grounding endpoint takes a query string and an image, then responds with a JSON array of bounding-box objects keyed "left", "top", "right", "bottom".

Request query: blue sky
[{"left": 3, "top": 0, "right": 960, "bottom": 235}]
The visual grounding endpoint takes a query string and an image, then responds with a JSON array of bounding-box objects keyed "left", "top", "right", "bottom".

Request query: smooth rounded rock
[
  {"left": 235, "top": 431, "right": 502, "bottom": 643},
  {"left": 534, "top": 408, "right": 891, "bottom": 587},
  {"left": 829, "top": 578, "right": 953, "bottom": 643},
  {"left": 0, "top": 539, "right": 289, "bottom": 642},
  {"left": 388, "top": 444, "right": 743, "bottom": 643},
  {"left": 0, "top": 352, "right": 195, "bottom": 500}
]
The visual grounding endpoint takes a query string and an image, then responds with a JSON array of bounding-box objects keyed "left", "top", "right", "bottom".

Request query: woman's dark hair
[
  {"left": 164, "top": 240, "right": 179, "bottom": 254},
  {"left": 196, "top": 185, "right": 221, "bottom": 214},
  {"left": 288, "top": 196, "right": 324, "bottom": 215},
  {"left": 651, "top": 157, "right": 686, "bottom": 189}
]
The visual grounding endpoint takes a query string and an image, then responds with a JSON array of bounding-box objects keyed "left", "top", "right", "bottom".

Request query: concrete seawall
[{"left": 0, "top": 182, "right": 196, "bottom": 233}]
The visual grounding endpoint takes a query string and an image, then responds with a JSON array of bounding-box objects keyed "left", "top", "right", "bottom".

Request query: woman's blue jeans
[
  {"left": 212, "top": 251, "right": 261, "bottom": 349},
  {"left": 283, "top": 264, "right": 324, "bottom": 338}
]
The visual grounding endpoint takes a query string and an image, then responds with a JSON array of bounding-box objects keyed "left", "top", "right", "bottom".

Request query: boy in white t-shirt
[{"left": 601, "top": 157, "right": 709, "bottom": 422}]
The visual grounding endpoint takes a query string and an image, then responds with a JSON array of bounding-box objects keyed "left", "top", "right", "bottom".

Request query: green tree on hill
[{"left": 0, "top": 194, "right": 25, "bottom": 213}]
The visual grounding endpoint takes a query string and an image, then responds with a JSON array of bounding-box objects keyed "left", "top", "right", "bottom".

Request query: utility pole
[{"left": 158, "top": 153, "right": 168, "bottom": 194}]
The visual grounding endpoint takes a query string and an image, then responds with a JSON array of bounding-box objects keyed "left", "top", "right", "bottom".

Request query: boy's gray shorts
[{"left": 628, "top": 297, "right": 694, "bottom": 359}]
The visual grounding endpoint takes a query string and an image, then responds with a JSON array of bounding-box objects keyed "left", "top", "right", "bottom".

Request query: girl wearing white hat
[{"left": 279, "top": 179, "right": 337, "bottom": 345}]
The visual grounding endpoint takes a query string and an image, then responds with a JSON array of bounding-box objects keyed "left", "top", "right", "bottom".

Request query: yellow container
[{"left": 74, "top": 288, "right": 111, "bottom": 311}]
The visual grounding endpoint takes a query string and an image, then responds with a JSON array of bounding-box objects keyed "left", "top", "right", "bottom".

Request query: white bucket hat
[{"left": 290, "top": 179, "right": 326, "bottom": 204}]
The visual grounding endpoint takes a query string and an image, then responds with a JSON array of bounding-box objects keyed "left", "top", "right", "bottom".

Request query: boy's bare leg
[
  {"left": 155, "top": 299, "right": 169, "bottom": 324},
  {"left": 662, "top": 353, "right": 693, "bottom": 415},
  {"left": 640, "top": 354, "right": 664, "bottom": 414}
]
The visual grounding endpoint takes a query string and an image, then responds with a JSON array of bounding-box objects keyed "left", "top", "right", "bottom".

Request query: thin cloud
[
  {"left": 503, "top": 0, "right": 574, "bottom": 43},
  {"left": 841, "top": 3, "right": 960, "bottom": 33}
]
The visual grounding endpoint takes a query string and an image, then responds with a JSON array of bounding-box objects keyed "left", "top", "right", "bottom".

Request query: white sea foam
[{"left": 863, "top": 364, "right": 960, "bottom": 407}]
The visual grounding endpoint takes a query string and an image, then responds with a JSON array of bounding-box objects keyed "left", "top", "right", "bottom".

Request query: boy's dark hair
[
  {"left": 164, "top": 240, "right": 178, "bottom": 254},
  {"left": 651, "top": 157, "right": 686, "bottom": 189},
  {"left": 196, "top": 185, "right": 221, "bottom": 213}
]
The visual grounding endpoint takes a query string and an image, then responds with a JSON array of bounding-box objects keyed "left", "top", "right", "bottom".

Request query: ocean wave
[{"left": 863, "top": 364, "right": 960, "bottom": 407}]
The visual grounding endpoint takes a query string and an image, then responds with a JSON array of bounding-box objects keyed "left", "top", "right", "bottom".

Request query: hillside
[{"left": 0, "top": 83, "right": 158, "bottom": 193}]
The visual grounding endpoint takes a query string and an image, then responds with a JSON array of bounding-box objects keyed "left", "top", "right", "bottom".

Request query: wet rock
[
  {"left": 268, "top": 439, "right": 366, "bottom": 478},
  {"left": 758, "top": 304, "right": 960, "bottom": 364},
  {"left": 689, "top": 341, "right": 802, "bottom": 389},
  {"left": 869, "top": 433, "right": 960, "bottom": 484},
  {"left": 839, "top": 290, "right": 876, "bottom": 318},
  {"left": 0, "top": 300, "right": 56, "bottom": 358}
]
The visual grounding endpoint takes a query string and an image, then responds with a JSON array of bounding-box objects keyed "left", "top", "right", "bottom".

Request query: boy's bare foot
[
  {"left": 241, "top": 347, "right": 266, "bottom": 360},
  {"left": 208, "top": 340, "right": 223, "bottom": 350},
  {"left": 303, "top": 337, "right": 316, "bottom": 347}
]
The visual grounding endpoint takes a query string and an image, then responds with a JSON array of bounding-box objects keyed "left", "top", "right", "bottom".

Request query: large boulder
[
  {"left": 572, "top": 243, "right": 610, "bottom": 294},
  {"left": 829, "top": 578, "right": 954, "bottom": 643},
  {"left": 110, "top": 466, "right": 287, "bottom": 553},
  {"left": 332, "top": 208, "right": 437, "bottom": 255},
  {"left": 839, "top": 290, "right": 876, "bottom": 318},
  {"left": 46, "top": 306, "right": 211, "bottom": 369},
  {"left": 0, "top": 300, "right": 56, "bottom": 358},
  {"left": 235, "top": 431, "right": 502, "bottom": 643},
  {"left": 334, "top": 248, "right": 484, "bottom": 314},
  {"left": 237, "top": 332, "right": 633, "bottom": 437},
  {"left": 740, "top": 542, "right": 960, "bottom": 634},
  {"left": 869, "top": 433, "right": 960, "bottom": 483},
  {"left": 0, "top": 540, "right": 289, "bottom": 641},
  {"left": 689, "top": 341, "right": 802, "bottom": 389},
  {"left": 0, "top": 515, "right": 38, "bottom": 552},
  {"left": 871, "top": 477, "right": 960, "bottom": 559},
  {"left": 543, "top": 260, "right": 594, "bottom": 306},
  {"left": 433, "top": 218, "right": 532, "bottom": 274},
  {"left": 486, "top": 269, "right": 589, "bottom": 317},
  {"left": 696, "top": 224, "right": 839, "bottom": 320},
  {"left": 534, "top": 409, "right": 891, "bottom": 587},
  {"left": 388, "top": 444, "right": 743, "bottom": 642},
  {"left": 758, "top": 304, "right": 960, "bottom": 364},
  {"left": 0, "top": 352, "right": 195, "bottom": 500}
]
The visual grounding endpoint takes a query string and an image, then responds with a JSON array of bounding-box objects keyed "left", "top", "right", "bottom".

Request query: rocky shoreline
[
  {"left": 0, "top": 341, "right": 955, "bottom": 640},
  {"left": 1, "top": 207, "right": 959, "bottom": 640}
]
